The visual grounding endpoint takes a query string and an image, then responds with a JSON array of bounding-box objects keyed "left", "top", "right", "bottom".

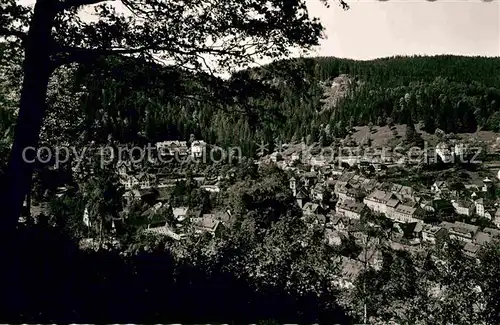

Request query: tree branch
[
  {"left": 56, "top": 0, "right": 110, "bottom": 11},
  {"left": 0, "top": 27, "right": 27, "bottom": 41},
  {"left": 52, "top": 43, "right": 244, "bottom": 68}
]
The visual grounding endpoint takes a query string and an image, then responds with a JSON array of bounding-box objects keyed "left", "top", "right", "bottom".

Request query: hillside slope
[{"left": 209, "top": 55, "right": 498, "bottom": 153}]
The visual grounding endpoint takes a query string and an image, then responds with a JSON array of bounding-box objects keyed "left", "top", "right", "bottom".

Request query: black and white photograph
[{"left": 0, "top": 0, "right": 499, "bottom": 323}]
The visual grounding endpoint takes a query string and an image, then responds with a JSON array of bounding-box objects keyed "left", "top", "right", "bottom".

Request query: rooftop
[
  {"left": 366, "top": 190, "right": 393, "bottom": 203},
  {"left": 463, "top": 242, "right": 481, "bottom": 255},
  {"left": 337, "top": 200, "right": 365, "bottom": 214},
  {"left": 483, "top": 227, "right": 500, "bottom": 237},
  {"left": 394, "top": 204, "right": 417, "bottom": 215},
  {"left": 474, "top": 231, "right": 493, "bottom": 246},
  {"left": 386, "top": 199, "right": 400, "bottom": 208}
]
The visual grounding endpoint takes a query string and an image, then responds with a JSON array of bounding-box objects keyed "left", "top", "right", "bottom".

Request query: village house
[
  {"left": 305, "top": 213, "right": 327, "bottom": 226},
  {"left": 484, "top": 205, "right": 497, "bottom": 220},
  {"left": 436, "top": 142, "right": 453, "bottom": 163},
  {"left": 122, "top": 189, "right": 143, "bottom": 208},
  {"left": 465, "top": 184, "right": 481, "bottom": 192},
  {"left": 360, "top": 178, "right": 379, "bottom": 194},
  {"left": 463, "top": 242, "right": 481, "bottom": 259},
  {"left": 295, "top": 189, "right": 308, "bottom": 208},
  {"left": 494, "top": 208, "right": 500, "bottom": 228},
  {"left": 269, "top": 152, "right": 283, "bottom": 163},
  {"left": 202, "top": 210, "right": 233, "bottom": 226},
  {"left": 385, "top": 198, "right": 401, "bottom": 219},
  {"left": 474, "top": 198, "right": 485, "bottom": 218},
  {"left": 302, "top": 202, "right": 323, "bottom": 216},
  {"left": 144, "top": 226, "right": 184, "bottom": 240},
  {"left": 142, "top": 206, "right": 170, "bottom": 229},
  {"left": 156, "top": 140, "right": 189, "bottom": 156},
  {"left": 431, "top": 181, "right": 449, "bottom": 197},
  {"left": 120, "top": 172, "right": 156, "bottom": 190},
  {"left": 191, "top": 216, "right": 225, "bottom": 236},
  {"left": 300, "top": 171, "right": 318, "bottom": 189},
  {"left": 347, "top": 219, "right": 366, "bottom": 242},
  {"left": 396, "top": 185, "right": 415, "bottom": 201},
  {"left": 173, "top": 207, "right": 189, "bottom": 222},
  {"left": 142, "top": 207, "right": 185, "bottom": 240},
  {"left": 330, "top": 166, "right": 345, "bottom": 176},
  {"left": 421, "top": 224, "right": 448, "bottom": 245},
  {"left": 338, "top": 152, "right": 361, "bottom": 167},
  {"left": 391, "top": 204, "right": 423, "bottom": 224},
  {"left": 190, "top": 140, "right": 206, "bottom": 158},
  {"left": 420, "top": 199, "right": 435, "bottom": 213},
  {"left": 440, "top": 221, "right": 479, "bottom": 243},
  {"left": 335, "top": 183, "right": 364, "bottom": 202},
  {"left": 311, "top": 183, "right": 326, "bottom": 202},
  {"left": 451, "top": 200, "right": 475, "bottom": 216},
  {"left": 310, "top": 155, "right": 328, "bottom": 167},
  {"left": 335, "top": 200, "right": 366, "bottom": 219},
  {"left": 363, "top": 190, "right": 397, "bottom": 215},
  {"left": 337, "top": 171, "right": 356, "bottom": 184},
  {"left": 120, "top": 173, "right": 139, "bottom": 189},
  {"left": 328, "top": 213, "right": 346, "bottom": 230},
  {"left": 117, "top": 160, "right": 134, "bottom": 175},
  {"left": 289, "top": 176, "right": 297, "bottom": 197},
  {"left": 482, "top": 177, "right": 494, "bottom": 193},
  {"left": 200, "top": 184, "right": 220, "bottom": 193},
  {"left": 325, "top": 229, "right": 343, "bottom": 246}
]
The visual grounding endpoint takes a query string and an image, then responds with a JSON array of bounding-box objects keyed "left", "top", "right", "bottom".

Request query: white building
[
  {"left": 83, "top": 207, "right": 91, "bottom": 228},
  {"left": 391, "top": 204, "right": 421, "bottom": 224},
  {"left": 421, "top": 224, "right": 446, "bottom": 244},
  {"left": 289, "top": 177, "right": 297, "bottom": 197},
  {"left": 191, "top": 140, "right": 207, "bottom": 158},
  {"left": 482, "top": 178, "right": 493, "bottom": 192},
  {"left": 474, "top": 198, "right": 485, "bottom": 217},
  {"left": 436, "top": 142, "right": 452, "bottom": 163},
  {"left": 200, "top": 184, "right": 220, "bottom": 193},
  {"left": 310, "top": 156, "right": 328, "bottom": 167},
  {"left": 173, "top": 207, "right": 189, "bottom": 222},
  {"left": 156, "top": 140, "right": 188, "bottom": 156},
  {"left": 431, "top": 181, "right": 448, "bottom": 196},
  {"left": 452, "top": 200, "right": 475, "bottom": 216},
  {"left": 335, "top": 200, "right": 365, "bottom": 219},
  {"left": 363, "top": 190, "right": 394, "bottom": 215}
]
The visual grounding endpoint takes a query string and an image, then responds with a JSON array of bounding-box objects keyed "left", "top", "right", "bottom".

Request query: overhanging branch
[
  {"left": 52, "top": 43, "right": 246, "bottom": 68},
  {"left": 56, "top": 0, "right": 110, "bottom": 11},
  {"left": 0, "top": 27, "right": 27, "bottom": 41}
]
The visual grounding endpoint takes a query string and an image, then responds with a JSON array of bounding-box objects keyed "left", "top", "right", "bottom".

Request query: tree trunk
[
  {"left": 25, "top": 190, "right": 32, "bottom": 226},
  {"left": 0, "top": 0, "right": 57, "bottom": 235}
]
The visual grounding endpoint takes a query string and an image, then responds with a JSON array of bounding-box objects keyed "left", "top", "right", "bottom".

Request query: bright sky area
[{"left": 17, "top": 0, "right": 500, "bottom": 59}]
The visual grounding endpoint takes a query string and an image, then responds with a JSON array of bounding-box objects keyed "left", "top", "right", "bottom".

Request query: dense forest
[
  {"left": 66, "top": 55, "right": 500, "bottom": 155},
  {"left": 2, "top": 55, "right": 500, "bottom": 159}
]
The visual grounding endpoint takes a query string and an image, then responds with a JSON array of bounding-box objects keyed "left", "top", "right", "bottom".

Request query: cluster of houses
[
  {"left": 257, "top": 140, "right": 500, "bottom": 288},
  {"left": 30, "top": 134, "right": 500, "bottom": 287},
  {"left": 263, "top": 139, "right": 481, "bottom": 172},
  {"left": 77, "top": 139, "right": 236, "bottom": 239},
  {"left": 141, "top": 205, "right": 233, "bottom": 240},
  {"left": 287, "top": 165, "right": 500, "bottom": 287}
]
